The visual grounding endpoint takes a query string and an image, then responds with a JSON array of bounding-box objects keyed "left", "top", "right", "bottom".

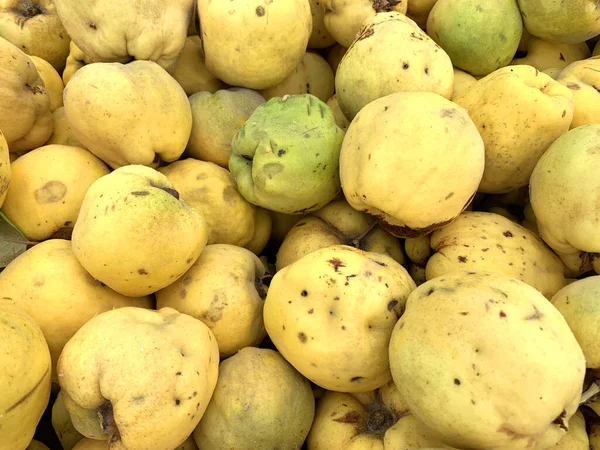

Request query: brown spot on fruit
[
  {"left": 351, "top": 376, "right": 364, "bottom": 382},
  {"left": 222, "top": 185, "right": 238, "bottom": 204},
  {"left": 499, "top": 311, "right": 506, "bottom": 318},
  {"left": 332, "top": 411, "right": 361, "bottom": 424},
  {"left": 98, "top": 401, "right": 121, "bottom": 443},
  {"left": 34, "top": 181, "right": 68, "bottom": 204},
  {"left": 86, "top": 21, "right": 97, "bottom": 29},
  {"left": 552, "top": 410, "right": 568, "bottom": 431},
  {"left": 525, "top": 306, "right": 543, "bottom": 320},
  {"left": 454, "top": 378, "right": 461, "bottom": 385},
  {"left": 131, "top": 191, "right": 150, "bottom": 196},
  {"left": 387, "top": 300, "right": 398, "bottom": 311},
  {"left": 328, "top": 258, "right": 346, "bottom": 272},
  {"left": 458, "top": 256, "right": 467, "bottom": 263},
  {"left": 503, "top": 231, "right": 513, "bottom": 237},
  {"left": 298, "top": 332, "right": 307, "bottom": 343},
  {"left": 255, "top": 5, "right": 265, "bottom": 16}
]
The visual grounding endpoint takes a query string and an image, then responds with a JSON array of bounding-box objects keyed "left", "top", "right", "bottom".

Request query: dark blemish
[
  {"left": 308, "top": 309, "right": 314, "bottom": 314},
  {"left": 341, "top": 325, "right": 346, "bottom": 330},
  {"left": 403, "top": 63, "right": 409, "bottom": 70},
  {"left": 328, "top": 258, "right": 345, "bottom": 272},
  {"left": 454, "top": 378, "right": 461, "bottom": 385},
  {"left": 459, "top": 311, "right": 469, "bottom": 316},
  {"left": 373, "top": 260, "right": 387, "bottom": 266},
  {"left": 332, "top": 411, "right": 361, "bottom": 424},
  {"left": 282, "top": 325, "right": 285, "bottom": 330},
  {"left": 567, "top": 83, "right": 581, "bottom": 90},
  {"left": 301, "top": 290, "right": 308, "bottom": 297},
  {"left": 387, "top": 300, "right": 399, "bottom": 311},
  {"left": 86, "top": 21, "right": 97, "bottom": 29},
  {"left": 562, "top": 110, "right": 566, "bottom": 118},
  {"left": 559, "top": 53, "right": 565, "bottom": 61},
  {"left": 175, "top": 399, "right": 181, "bottom": 406},
  {"left": 180, "top": 288, "right": 187, "bottom": 299},
  {"left": 471, "top": 399, "right": 476, "bottom": 405},
  {"left": 334, "top": 296, "right": 340, "bottom": 301},
  {"left": 384, "top": 106, "right": 389, "bottom": 112},
  {"left": 525, "top": 306, "right": 543, "bottom": 320},
  {"left": 503, "top": 231, "right": 513, "bottom": 237},
  {"left": 193, "top": 392, "right": 197, "bottom": 397},
  {"left": 329, "top": 310, "right": 334, "bottom": 316},
  {"left": 552, "top": 410, "right": 568, "bottom": 431},
  {"left": 351, "top": 376, "right": 363, "bottom": 382},
  {"left": 298, "top": 332, "right": 307, "bottom": 343},
  {"left": 277, "top": 149, "right": 286, "bottom": 157},
  {"left": 255, "top": 6, "right": 265, "bottom": 16},
  {"left": 138, "top": 269, "right": 148, "bottom": 275},
  {"left": 358, "top": 26, "right": 374, "bottom": 40},
  {"left": 424, "top": 67, "right": 429, "bottom": 75},
  {"left": 425, "top": 288, "right": 435, "bottom": 296},
  {"left": 499, "top": 311, "right": 506, "bottom": 318},
  {"left": 319, "top": 104, "right": 326, "bottom": 119},
  {"left": 458, "top": 256, "right": 467, "bottom": 263},
  {"left": 491, "top": 288, "right": 508, "bottom": 298},
  {"left": 176, "top": 372, "right": 182, "bottom": 376},
  {"left": 131, "top": 191, "right": 150, "bottom": 196},
  {"left": 34, "top": 181, "right": 67, "bottom": 204},
  {"left": 445, "top": 192, "right": 454, "bottom": 200}
]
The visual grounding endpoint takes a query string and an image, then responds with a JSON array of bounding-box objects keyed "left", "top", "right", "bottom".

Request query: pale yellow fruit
[
  {"left": 511, "top": 37, "right": 591, "bottom": 71},
  {"left": 0, "top": 144, "right": 110, "bottom": 241},
  {"left": 57, "top": 307, "right": 220, "bottom": 450},
  {"left": 194, "top": 347, "right": 315, "bottom": 449},
  {"left": 453, "top": 65, "right": 574, "bottom": 194},
  {"left": 53, "top": 0, "right": 194, "bottom": 72},
  {"left": 187, "top": 88, "right": 265, "bottom": 168},
  {"left": 322, "top": 0, "right": 408, "bottom": 48},
  {"left": 551, "top": 411, "right": 588, "bottom": 450},
  {"left": 385, "top": 415, "right": 456, "bottom": 450},
  {"left": 64, "top": 60, "right": 192, "bottom": 169},
  {"left": 543, "top": 67, "right": 563, "bottom": 79},
  {"left": 62, "top": 40, "right": 92, "bottom": 85},
  {"left": 451, "top": 68, "right": 477, "bottom": 100},
  {"left": 529, "top": 124, "right": 600, "bottom": 273},
  {"left": 159, "top": 158, "right": 257, "bottom": 247},
  {"left": 0, "top": 36, "right": 53, "bottom": 153},
  {"left": 171, "top": 36, "right": 226, "bottom": 96},
  {"left": 0, "top": 130, "right": 10, "bottom": 207},
  {"left": 260, "top": 51, "right": 335, "bottom": 102},
  {"left": 327, "top": 43, "right": 347, "bottom": 75},
  {"left": 26, "top": 440, "right": 51, "bottom": 450},
  {"left": 156, "top": 244, "right": 268, "bottom": 358},
  {"left": 360, "top": 226, "right": 407, "bottom": 267},
  {"left": 71, "top": 165, "right": 208, "bottom": 297},
  {"left": 0, "top": 239, "right": 152, "bottom": 382},
  {"left": 389, "top": 271, "right": 586, "bottom": 450},
  {"left": 46, "top": 107, "right": 85, "bottom": 148},
  {"left": 0, "top": 303, "right": 52, "bottom": 450},
  {"left": 264, "top": 245, "right": 416, "bottom": 392},
  {"left": 340, "top": 91, "right": 484, "bottom": 237},
  {"left": 52, "top": 391, "right": 85, "bottom": 450},
  {"left": 244, "top": 207, "right": 272, "bottom": 256},
  {"left": 406, "top": 0, "right": 439, "bottom": 29},
  {"left": 29, "top": 55, "right": 64, "bottom": 111},
  {"left": 557, "top": 56, "right": 600, "bottom": 129},
  {"left": 308, "top": 0, "right": 336, "bottom": 48},
  {"left": 0, "top": 0, "right": 70, "bottom": 71},
  {"left": 405, "top": 235, "right": 431, "bottom": 266},
  {"left": 326, "top": 94, "right": 350, "bottom": 131},
  {"left": 426, "top": 212, "right": 567, "bottom": 299},
  {"left": 336, "top": 12, "right": 455, "bottom": 121},
  {"left": 552, "top": 276, "right": 600, "bottom": 368},
  {"left": 72, "top": 439, "right": 108, "bottom": 450},
  {"left": 197, "top": 0, "right": 312, "bottom": 90},
  {"left": 409, "top": 263, "right": 427, "bottom": 286}
]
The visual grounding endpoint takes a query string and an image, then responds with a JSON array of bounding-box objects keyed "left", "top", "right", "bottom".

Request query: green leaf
[{"left": 0, "top": 211, "right": 29, "bottom": 268}]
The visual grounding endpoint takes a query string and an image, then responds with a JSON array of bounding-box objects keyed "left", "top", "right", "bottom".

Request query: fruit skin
[
  {"left": 187, "top": 88, "right": 266, "bottom": 168},
  {"left": 71, "top": 164, "right": 208, "bottom": 297},
  {"left": 406, "top": 0, "right": 439, "bottom": 29},
  {"left": 0, "top": 0, "right": 71, "bottom": 72},
  {"left": 159, "top": 159, "right": 257, "bottom": 247},
  {"left": 557, "top": 56, "right": 600, "bottom": 129},
  {"left": 0, "top": 144, "right": 110, "bottom": 241},
  {"left": 551, "top": 411, "right": 588, "bottom": 450},
  {"left": 307, "top": 0, "right": 336, "bottom": 48},
  {"left": 28, "top": 55, "right": 64, "bottom": 111},
  {"left": 529, "top": 124, "right": 600, "bottom": 273},
  {"left": 335, "top": 12, "right": 454, "bottom": 121},
  {"left": 45, "top": 107, "right": 85, "bottom": 148},
  {"left": 53, "top": 0, "right": 194, "bottom": 72},
  {"left": 229, "top": 94, "right": 345, "bottom": 215},
  {"left": 321, "top": 0, "right": 408, "bottom": 48},
  {"left": 171, "top": 36, "right": 226, "bottom": 96},
  {"left": 0, "top": 303, "right": 52, "bottom": 450},
  {"left": 193, "top": 347, "right": 315, "bottom": 450},
  {"left": 0, "top": 130, "right": 10, "bottom": 207},
  {"left": 71, "top": 439, "right": 111, "bottom": 450},
  {"left": 0, "top": 239, "right": 152, "bottom": 382},
  {"left": 426, "top": 211, "right": 567, "bottom": 299},
  {"left": 451, "top": 68, "right": 477, "bottom": 99},
  {"left": 57, "top": 307, "right": 220, "bottom": 450},
  {"left": 0, "top": 36, "right": 53, "bottom": 154},
  {"left": 340, "top": 91, "right": 484, "bottom": 238},
  {"left": 51, "top": 391, "right": 85, "bottom": 450},
  {"left": 516, "top": 0, "right": 600, "bottom": 44},
  {"left": 551, "top": 276, "right": 600, "bottom": 368},
  {"left": 62, "top": 41, "right": 92, "bottom": 86},
  {"left": 511, "top": 37, "right": 591, "bottom": 71},
  {"left": 27, "top": 440, "right": 51, "bottom": 450},
  {"left": 156, "top": 244, "right": 268, "bottom": 358},
  {"left": 427, "top": 0, "right": 523, "bottom": 76},
  {"left": 264, "top": 245, "right": 416, "bottom": 393},
  {"left": 196, "top": 0, "right": 312, "bottom": 90},
  {"left": 389, "top": 271, "right": 586, "bottom": 450},
  {"left": 453, "top": 65, "right": 574, "bottom": 194},
  {"left": 64, "top": 60, "right": 192, "bottom": 169}
]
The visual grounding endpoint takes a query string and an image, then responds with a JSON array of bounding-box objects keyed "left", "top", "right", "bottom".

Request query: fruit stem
[{"left": 580, "top": 379, "right": 600, "bottom": 405}]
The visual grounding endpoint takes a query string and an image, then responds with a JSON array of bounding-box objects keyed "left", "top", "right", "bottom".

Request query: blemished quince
[
  {"left": 0, "top": 144, "right": 110, "bottom": 241},
  {"left": 0, "top": 303, "right": 52, "bottom": 450},
  {"left": 307, "top": 0, "right": 336, "bottom": 48},
  {"left": 453, "top": 65, "right": 574, "bottom": 194},
  {"left": 557, "top": 56, "right": 600, "bottom": 129},
  {"left": 335, "top": 12, "right": 454, "bottom": 121},
  {"left": 0, "top": 36, "right": 53, "bottom": 154},
  {"left": 157, "top": 244, "right": 269, "bottom": 358},
  {"left": 71, "top": 164, "right": 208, "bottom": 297},
  {"left": 0, "top": 130, "right": 10, "bottom": 207},
  {"left": 28, "top": 55, "right": 64, "bottom": 111},
  {"left": 229, "top": 94, "right": 345, "bottom": 215},
  {"left": 529, "top": 124, "right": 600, "bottom": 274},
  {"left": 62, "top": 40, "right": 93, "bottom": 85},
  {"left": 0, "top": 239, "right": 152, "bottom": 382},
  {"left": 511, "top": 37, "right": 591, "bottom": 71},
  {"left": 63, "top": 60, "right": 192, "bottom": 169},
  {"left": 196, "top": 0, "right": 312, "bottom": 90},
  {"left": 340, "top": 91, "right": 484, "bottom": 237},
  {"left": 52, "top": 391, "right": 85, "bottom": 450},
  {"left": 264, "top": 245, "right": 416, "bottom": 393},
  {"left": 57, "top": 307, "right": 219, "bottom": 450},
  {"left": 322, "top": 0, "right": 408, "bottom": 48},
  {"left": 193, "top": 347, "right": 315, "bottom": 449},
  {"left": 53, "top": 0, "right": 194, "bottom": 72},
  {"left": 389, "top": 271, "right": 586, "bottom": 449}
]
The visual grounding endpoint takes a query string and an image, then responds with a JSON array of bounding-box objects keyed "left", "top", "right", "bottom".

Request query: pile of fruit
[{"left": 1, "top": 0, "right": 600, "bottom": 449}]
